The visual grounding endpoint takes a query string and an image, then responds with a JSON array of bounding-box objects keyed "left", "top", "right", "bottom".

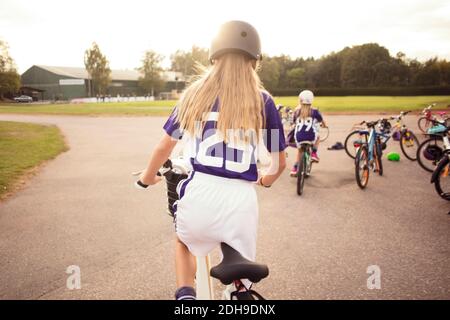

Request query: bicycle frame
[
  {"left": 361, "top": 127, "right": 380, "bottom": 162},
  {"left": 300, "top": 144, "right": 312, "bottom": 174},
  {"left": 196, "top": 256, "right": 215, "bottom": 299},
  {"left": 196, "top": 255, "right": 237, "bottom": 300},
  {"left": 430, "top": 134, "right": 450, "bottom": 185},
  {"left": 422, "top": 104, "right": 447, "bottom": 122}
]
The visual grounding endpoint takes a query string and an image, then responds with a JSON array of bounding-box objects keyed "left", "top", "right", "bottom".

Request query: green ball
[{"left": 387, "top": 152, "right": 400, "bottom": 161}]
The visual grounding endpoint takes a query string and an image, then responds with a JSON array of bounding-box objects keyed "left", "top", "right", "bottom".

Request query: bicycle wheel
[
  {"left": 416, "top": 136, "right": 445, "bottom": 173},
  {"left": 345, "top": 130, "right": 364, "bottom": 159},
  {"left": 355, "top": 145, "right": 370, "bottom": 189},
  {"left": 399, "top": 129, "right": 419, "bottom": 161},
  {"left": 433, "top": 156, "right": 450, "bottom": 201},
  {"left": 319, "top": 126, "right": 329, "bottom": 142},
  {"left": 297, "top": 149, "right": 306, "bottom": 195},
  {"left": 374, "top": 140, "right": 383, "bottom": 176},
  {"left": 417, "top": 117, "right": 432, "bottom": 134}
]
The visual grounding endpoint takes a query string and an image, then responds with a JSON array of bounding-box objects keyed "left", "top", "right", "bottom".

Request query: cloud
[{"left": 1, "top": 0, "right": 449, "bottom": 73}]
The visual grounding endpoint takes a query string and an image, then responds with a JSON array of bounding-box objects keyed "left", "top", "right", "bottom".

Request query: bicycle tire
[
  {"left": 417, "top": 117, "right": 431, "bottom": 134},
  {"left": 433, "top": 156, "right": 450, "bottom": 201},
  {"left": 399, "top": 129, "right": 419, "bottom": 161},
  {"left": 416, "top": 136, "right": 444, "bottom": 173},
  {"left": 344, "top": 130, "right": 363, "bottom": 159},
  {"left": 297, "top": 149, "right": 306, "bottom": 196},
  {"left": 374, "top": 140, "right": 383, "bottom": 176},
  {"left": 355, "top": 145, "right": 369, "bottom": 189}
]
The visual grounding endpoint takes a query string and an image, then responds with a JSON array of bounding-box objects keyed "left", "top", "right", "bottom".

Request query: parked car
[{"left": 14, "top": 95, "right": 33, "bottom": 103}]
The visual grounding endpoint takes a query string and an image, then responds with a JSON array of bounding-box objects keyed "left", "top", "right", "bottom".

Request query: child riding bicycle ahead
[
  {"left": 290, "top": 90, "right": 327, "bottom": 176},
  {"left": 136, "top": 21, "right": 286, "bottom": 300}
]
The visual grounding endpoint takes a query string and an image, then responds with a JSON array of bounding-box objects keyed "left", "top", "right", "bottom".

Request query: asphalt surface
[{"left": 0, "top": 114, "right": 449, "bottom": 300}]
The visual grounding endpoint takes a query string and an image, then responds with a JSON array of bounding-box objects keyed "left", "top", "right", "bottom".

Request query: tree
[
  {"left": 286, "top": 67, "right": 305, "bottom": 89},
  {"left": 137, "top": 50, "right": 165, "bottom": 96},
  {"left": 0, "top": 40, "right": 20, "bottom": 100},
  {"left": 340, "top": 43, "right": 391, "bottom": 87},
  {"left": 315, "top": 53, "right": 341, "bottom": 87},
  {"left": 84, "top": 42, "right": 111, "bottom": 96},
  {"left": 170, "top": 46, "right": 209, "bottom": 76},
  {"left": 414, "top": 58, "right": 441, "bottom": 86},
  {"left": 258, "top": 57, "right": 280, "bottom": 91}
]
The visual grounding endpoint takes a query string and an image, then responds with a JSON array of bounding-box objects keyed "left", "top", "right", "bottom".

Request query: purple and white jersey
[
  {"left": 293, "top": 108, "right": 323, "bottom": 143},
  {"left": 163, "top": 92, "right": 286, "bottom": 182}
]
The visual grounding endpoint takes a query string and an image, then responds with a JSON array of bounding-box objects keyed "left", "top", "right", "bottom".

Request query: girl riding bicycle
[
  {"left": 290, "top": 90, "right": 327, "bottom": 176},
  {"left": 137, "top": 21, "right": 286, "bottom": 300}
]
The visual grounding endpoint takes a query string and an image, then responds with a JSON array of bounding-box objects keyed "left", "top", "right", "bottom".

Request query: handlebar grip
[
  {"left": 135, "top": 180, "right": 149, "bottom": 189},
  {"left": 162, "top": 159, "right": 172, "bottom": 169}
]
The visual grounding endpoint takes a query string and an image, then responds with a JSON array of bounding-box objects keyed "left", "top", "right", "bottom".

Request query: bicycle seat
[
  {"left": 210, "top": 243, "right": 269, "bottom": 285},
  {"left": 438, "top": 111, "right": 447, "bottom": 116},
  {"left": 358, "top": 130, "right": 369, "bottom": 135}
]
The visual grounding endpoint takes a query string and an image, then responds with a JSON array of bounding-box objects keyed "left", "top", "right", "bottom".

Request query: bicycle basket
[{"left": 427, "top": 124, "right": 447, "bottom": 135}]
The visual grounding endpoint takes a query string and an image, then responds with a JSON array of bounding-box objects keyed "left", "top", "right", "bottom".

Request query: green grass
[
  {"left": 0, "top": 121, "right": 68, "bottom": 199},
  {"left": 0, "top": 96, "right": 449, "bottom": 116},
  {"left": 0, "top": 101, "right": 176, "bottom": 116},
  {"left": 275, "top": 96, "right": 450, "bottom": 112}
]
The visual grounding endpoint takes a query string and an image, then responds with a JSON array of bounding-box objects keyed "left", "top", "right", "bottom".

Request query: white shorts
[{"left": 174, "top": 171, "right": 259, "bottom": 262}]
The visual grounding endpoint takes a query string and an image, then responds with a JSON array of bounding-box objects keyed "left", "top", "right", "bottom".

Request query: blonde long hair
[
  {"left": 176, "top": 53, "right": 265, "bottom": 142},
  {"left": 299, "top": 102, "right": 312, "bottom": 119}
]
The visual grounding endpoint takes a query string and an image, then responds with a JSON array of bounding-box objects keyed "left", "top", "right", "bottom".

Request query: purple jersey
[
  {"left": 163, "top": 92, "right": 286, "bottom": 181},
  {"left": 293, "top": 108, "right": 323, "bottom": 143}
]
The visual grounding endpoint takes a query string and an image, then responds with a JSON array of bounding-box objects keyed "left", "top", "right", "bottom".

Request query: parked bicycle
[
  {"left": 417, "top": 103, "right": 449, "bottom": 134},
  {"left": 133, "top": 158, "right": 269, "bottom": 300},
  {"left": 345, "top": 111, "right": 418, "bottom": 161},
  {"left": 416, "top": 121, "right": 449, "bottom": 173},
  {"left": 277, "top": 104, "right": 294, "bottom": 132},
  {"left": 354, "top": 119, "right": 386, "bottom": 189},
  {"left": 430, "top": 125, "right": 450, "bottom": 201}
]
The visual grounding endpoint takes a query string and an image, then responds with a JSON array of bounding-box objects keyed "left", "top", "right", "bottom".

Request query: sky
[{"left": 1, "top": 0, "right": 450, "bottom": 74}]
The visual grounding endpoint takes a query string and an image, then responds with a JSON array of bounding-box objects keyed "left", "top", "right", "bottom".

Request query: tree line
[
  {"left": 1, "top": 40, "right": 450, "bottom": 100},
  {"left": 257, "top": 43, "right": 450, "bottom": 95},
  {"left": 84, "top": 42, "right": 450, "bottom": 96}
]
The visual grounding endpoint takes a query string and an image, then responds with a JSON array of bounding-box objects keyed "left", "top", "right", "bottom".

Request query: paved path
[{"left": 0, "top": 114, "right": 449, "bottom": 299}]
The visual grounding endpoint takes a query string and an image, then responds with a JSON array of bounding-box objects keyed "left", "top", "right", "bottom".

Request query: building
[{"left": 20, "top": 65, "right": 185, "bottom": 101}]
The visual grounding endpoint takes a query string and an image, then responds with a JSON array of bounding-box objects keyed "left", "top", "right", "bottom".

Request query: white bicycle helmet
[{"left": 299, "top": 90, "right": 314, "bottom": 105}]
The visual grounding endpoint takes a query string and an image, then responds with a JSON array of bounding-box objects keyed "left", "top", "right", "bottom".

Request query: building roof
[
  {"left": 33, "top": 65, "right": 185, "bottom": 82},
  {"left": 35, "top": 65, "right": 141, "bottom": 81}
]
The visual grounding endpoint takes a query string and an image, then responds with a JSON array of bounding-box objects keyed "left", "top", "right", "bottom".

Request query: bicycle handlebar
[
  {"left": 429, "top": 118, "right": 449, "bottom": 127},
  {"left": 422, "top": 103, "right": 436, "bottom": 113}
]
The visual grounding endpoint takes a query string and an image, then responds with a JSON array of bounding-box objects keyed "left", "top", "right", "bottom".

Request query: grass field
[
  {"left": 0, "top": 121, "right": 68, "bottom": 199},
  {"left": 0, "top": 96, "right": 449, "bottom": 116}
]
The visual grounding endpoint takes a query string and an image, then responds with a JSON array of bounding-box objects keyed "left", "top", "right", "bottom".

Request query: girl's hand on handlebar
[{"left": 139, "top": 171, "right": 162, "bottom": 186}]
